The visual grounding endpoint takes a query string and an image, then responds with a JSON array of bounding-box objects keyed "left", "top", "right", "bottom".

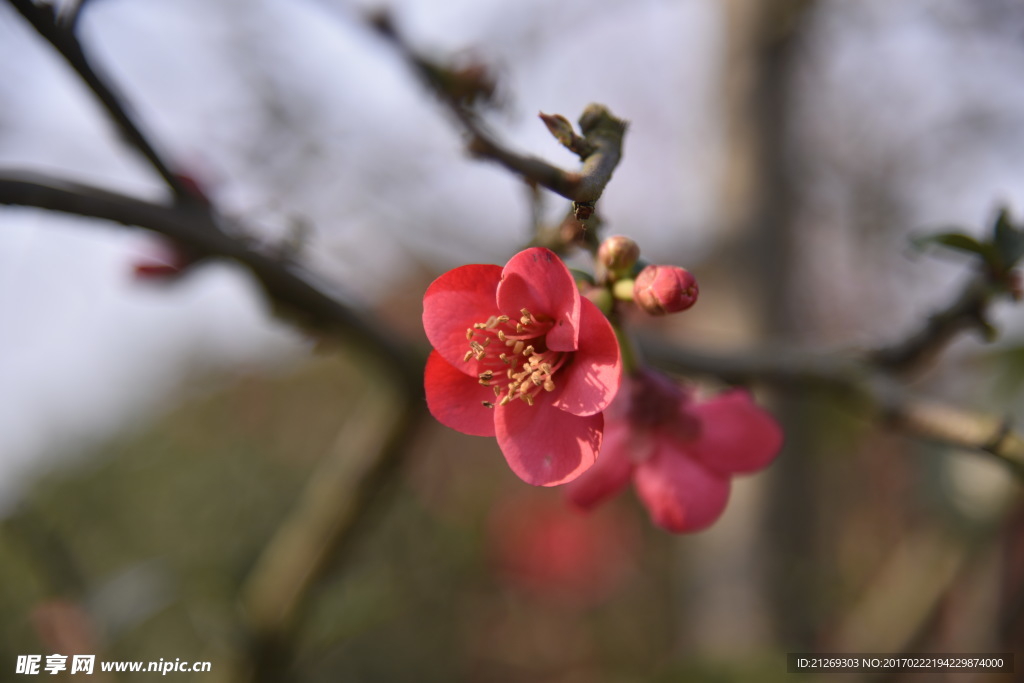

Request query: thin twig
[
  {"left": 869, "top": 272, "right": 997, "bottom": 374},
  {"left": 368, "top": 11, "right": 627, "bottom": 212},
  {"left": 883, "top": 394, "right": 1024, "bottom": 477},
  {"left": 6, "top": 0, "right": 198, "bottom": 204}
]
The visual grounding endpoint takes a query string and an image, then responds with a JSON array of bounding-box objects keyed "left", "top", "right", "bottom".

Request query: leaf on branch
[
  {"left": 912, "top": 210, "right": 1024, "bottom": 285},
  {"left": 992, "top": 207, "right": 1024, "bottom": 271},
  {"left": 910, "top": 231, "right": 996, "bottom": 264}
]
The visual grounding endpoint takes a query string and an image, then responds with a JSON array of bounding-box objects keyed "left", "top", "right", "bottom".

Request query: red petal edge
[
  {"left": 565, "top": 417, "right": 634, "bottom": 509},
  {"left": 496, "top": 247, "right": 580, "bottom": 352},
  {"left": 690, "top": 389, "right": 783, "bottom": 475},
  {"left": 552, "top": 297, "right": 621, "bottom": 416},
  {"left": 423, "top": 264, "right": 503, "bottom": 374},
  {"left": 495, "top": 396, "right": 602, "bottom": 486},
  {"left": 633, "top": 443, "right": 731, "bottom": 533},
  {"left": 425, "top": 350, "right": 497, "bottom": 437}
]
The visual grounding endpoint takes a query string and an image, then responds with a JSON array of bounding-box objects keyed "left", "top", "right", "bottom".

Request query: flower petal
[
  {"left": 495, "top": 396, "right": 602, "bottom": 486},
  {"left": 633, "top": 443, "right": 731, "bottom": 533},
  {"left": 690, "top": 389, "right": 783, "bottom": 474},
  {"left": 423, "top": 263, "right": 503, "bottom": 373},
  {"left": 425, "top": 351, "right": 497, "bottom": 437},
  {"left": 496, "top": 247, "right": 580, "bottom": 352},
  {"left": 565, "top": 417, "right": 634, "bottom": 509},
  {"left": 553, "top": 297, "right": 621, "bottom": 416}
]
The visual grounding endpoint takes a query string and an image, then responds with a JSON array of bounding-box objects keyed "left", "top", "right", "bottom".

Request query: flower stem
[{"left": 612, "top": 321, "right": 641, "bottom": 375}]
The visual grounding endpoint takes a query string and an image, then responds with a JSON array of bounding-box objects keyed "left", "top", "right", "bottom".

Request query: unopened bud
[
  {"left": 633, "top": 265, "right": 698, "bottom": 315},
  {"left": 597, "top": 235, "right": 640, "bottom": 276},
  {"left": 132, "top": 239, "right": 196, "bottom": 283}
]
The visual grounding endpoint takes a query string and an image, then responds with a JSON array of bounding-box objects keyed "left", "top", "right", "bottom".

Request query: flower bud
[
  {"left": 132, "top": 238, "right": 196, "bottom": 283},
  {"left": 633, "top": 265, "right": 698, "bottom": 315},
  {"left": 597, "top": 235, "right": 640, "bottom": 276}
]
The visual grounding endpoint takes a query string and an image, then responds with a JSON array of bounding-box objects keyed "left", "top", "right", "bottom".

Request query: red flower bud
[
  {"left": 633, "top": 265, "right": 698, "bottom": 315},
  {"left": 597, "top": 235, "right": 640, "bottom": 276},
  {"left": 132, "top": 238, "right": 197, "bottom": 282}
]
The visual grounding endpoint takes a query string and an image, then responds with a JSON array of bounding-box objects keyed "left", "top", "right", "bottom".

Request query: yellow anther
[{"left": 543, "top": 380, "right": 555, "bottom": 392}]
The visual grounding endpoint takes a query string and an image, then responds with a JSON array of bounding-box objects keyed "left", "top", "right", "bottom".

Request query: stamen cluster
[{"left": 465, "top": 310, "right": 566, "bottom": 407}]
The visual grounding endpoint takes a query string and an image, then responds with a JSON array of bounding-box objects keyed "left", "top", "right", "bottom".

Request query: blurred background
[{"left": 0, "top": 0, "right": 1022, "bottom": 680}]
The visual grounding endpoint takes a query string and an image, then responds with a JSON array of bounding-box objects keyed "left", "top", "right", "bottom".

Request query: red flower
[
  {"left": 423, "top": 247, "right": 622, "bottom": 486},
  {"left": 566, "top": 370, "right": 782, "bottom": 533}
]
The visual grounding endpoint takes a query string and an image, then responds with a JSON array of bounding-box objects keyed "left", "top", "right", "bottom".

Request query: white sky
[{"left": 1, "top": 0, "right": 1023, "bottom": 509}]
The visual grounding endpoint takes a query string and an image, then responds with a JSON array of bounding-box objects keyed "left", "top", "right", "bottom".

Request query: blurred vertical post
[{"left": 683, "top": 0, "right": 818, "bottom": 655}]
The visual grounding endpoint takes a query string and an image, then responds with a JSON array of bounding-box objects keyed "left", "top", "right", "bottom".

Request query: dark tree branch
[
  {"left": 641, "top": 335, "right": 1024, "bottom": 478},
  {"left": 0, "top": 171, "right": 421, "bottom": 391},
  {"left": 869, "top": 272, "right": 998, "bottom": 374},
  {"left": 640, "top": 334, "right": 865, "bottom": 393},
  {"left": 7, "top": 0, "right": 198, "bottom": 204}
]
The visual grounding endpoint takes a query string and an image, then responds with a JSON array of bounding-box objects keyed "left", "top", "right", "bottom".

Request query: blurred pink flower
[
  {"left": 567, "top": 370, "right": 783, "bottom": 533},
  {"left": 488, "top": 489, "right": 637, "bottom": 607},
  {"left": 423, "top": 247, "right": 621, "bottom": 486}
]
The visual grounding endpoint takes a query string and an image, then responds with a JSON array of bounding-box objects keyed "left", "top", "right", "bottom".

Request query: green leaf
[
  {"left": 992, "top": 208, "right": 1024, "bottom": 270},
  {"left": 911, "top": 231, "right": 998, "bottom": 266}
]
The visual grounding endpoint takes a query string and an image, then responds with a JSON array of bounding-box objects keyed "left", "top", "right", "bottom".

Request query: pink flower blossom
[
  {"left": 423, "top": 247, "right": 622, "bottom": 486},
  {"left": 567, "top": 370, "right": 782, "bottom": 533}
]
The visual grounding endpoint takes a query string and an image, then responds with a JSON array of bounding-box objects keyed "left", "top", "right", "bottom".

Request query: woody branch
[{"left": 368, "top": 10, "right": 627, "bottom": 221}]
